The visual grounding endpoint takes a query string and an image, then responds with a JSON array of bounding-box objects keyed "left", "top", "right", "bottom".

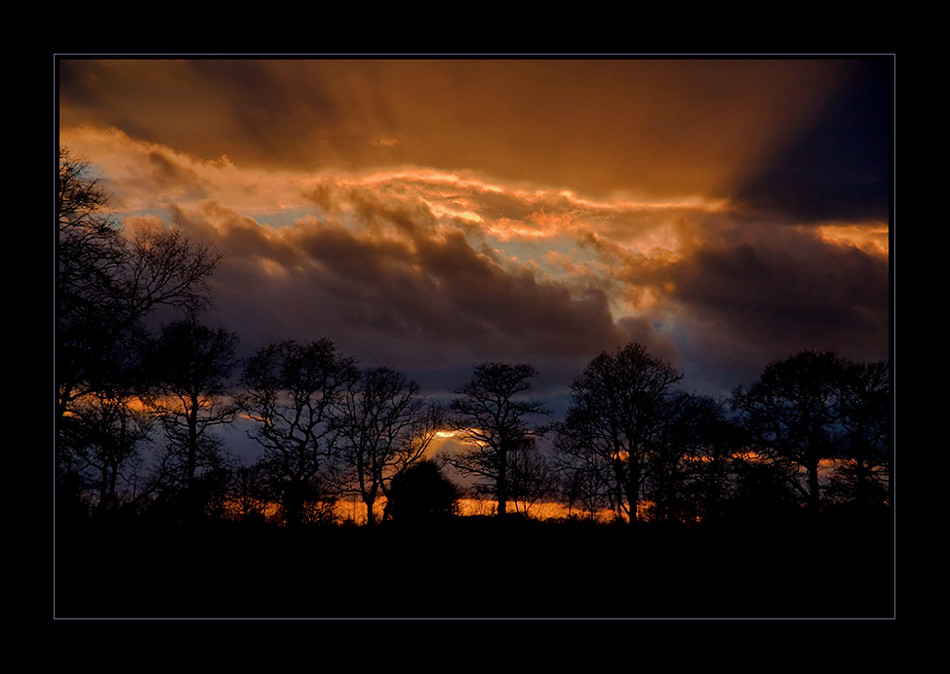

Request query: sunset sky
[{"left": 56, "top": 56, "right": 892, "bottom": 421}]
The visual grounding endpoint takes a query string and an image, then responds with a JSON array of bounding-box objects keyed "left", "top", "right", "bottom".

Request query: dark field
[{"left": 55, "top": 512, "right": 893, "bottom": 620}]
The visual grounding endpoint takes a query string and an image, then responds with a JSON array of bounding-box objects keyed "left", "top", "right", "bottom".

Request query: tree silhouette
[
  {"left": 57, "top": 146, "right": 124, "bottom": 329},
  {"left": 556, "top": 449, "right": 615, "bottom": 522},
  {"left": 731, "top": 350, "right": 847, "bottom": 514},
  {"left": 228, "top": 462, "right": 273, "bottom": 525},
  {"left": 675, "top": 399, "right": 748, "bottom": 523},
  {"left": 728, "top": 455, "right": 800, "bottom": 521},
  {"left": 57, "top": 146, "right": 222, "bottom": 491},
  {"left": 834, "top": 359, "right": 891, "bottom": 507},
  {"left": 143, "top": 318, "right": 240, "bottom": 518},
  {"left": 58, "top": 146, "right": 131, "bottom": 480},
  {"left": 59, "top": 385, "right": 154, "bottom": 517},
  {"left": 645, "top": 392, "right": 735, "bottom": 523},
  {"left": 554, "top": 342, "right": 683, "bottom": 523},
  {"left": 239, "top": 339, "right": 357, "bottom": 528},
  {"left": 443, "top": 363, "right": 549, "bottom": 517},
  {"left": 334, "top": 366, "right": 444, "bottom": 526},
  {"left": 507, "top": 439, "right": 558, "bottom": 517}
]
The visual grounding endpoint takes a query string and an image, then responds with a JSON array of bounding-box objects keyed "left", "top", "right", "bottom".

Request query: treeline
[{"left": 56, "top": 146, "right": 891, "bottom": 530}]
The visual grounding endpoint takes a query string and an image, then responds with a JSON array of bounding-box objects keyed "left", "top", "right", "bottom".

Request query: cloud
[
  {"left": 732, "top": 59, "right": 891, "bottom": 224},
  {"left": 58, "top": 58, "right": 891, "bottom": 401},
  {"left": 60, "top": 58, "right": 863, "bottom": 203},
  {"left": 666, "top": 223, "right": 889, "bottom": 381},
  {"left": 186, "top": 195, "right": 630, "bottom": 374}
]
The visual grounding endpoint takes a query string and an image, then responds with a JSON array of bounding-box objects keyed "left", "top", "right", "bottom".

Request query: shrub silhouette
[{"left": 386, "top": 460, "right": 460, "bottom": 523}]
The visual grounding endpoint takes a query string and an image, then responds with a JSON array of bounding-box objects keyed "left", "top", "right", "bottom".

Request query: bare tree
[
  {"left": 507, "top": 440, "right": 558, "bottom": 517},
  {"left": 228, "top": 462, "right": 274, "bottom": 524},
  {"left": 731, "top": 350, "right": 847, "bottom": 514},
  {"left": 58, "top": 217, "right": 222, "bottom": 417},
  {"left": 554, "top": 342, "right": 683, "bottom": 524},
  {"left": 644, "top": 392, "right": 741, "bottom": 523},
  {"left": 442, "top": 363, "right": 549, "bottom": 517},
  {"left": 58, "top": 146, "right": 128, "bottom": 429},
  {"left": 239, "top": 339, "right": 357, "bottom": 528},
  {"left": 555, "top": 449, "right": 616, "bottom": 522},
  {"left": 57, "top": 146, "right": 222, "bottom": 488},
  {"left": 59, "top": 386, "right": 154, "bottom": 517},
  {"left": 144, "top": 318, "right": 240, "bottom": 517},
  {"left": 834, "top": 360, "right": 891, "bottom": 507},
  {"left": 334, "top": 366, "right": 444, "bottom": 526},
  {"left": 675, "top": 398, "right": 748, "bottom": 522}
]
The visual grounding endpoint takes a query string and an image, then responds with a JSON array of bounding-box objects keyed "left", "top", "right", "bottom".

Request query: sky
[{"left": 57, "top": 56, "right": 892, "bottom": 420}]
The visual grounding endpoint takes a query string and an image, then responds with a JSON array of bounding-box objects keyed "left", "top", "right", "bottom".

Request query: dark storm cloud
[
  {"left": 733, "top": 59, "right": 892, "bottom": 223},
  {"left": 185, "top": 198, "right": 629, "bottom": 396},
  {"left": 668, "top": 227, "right": 889, "bottom": 375}
]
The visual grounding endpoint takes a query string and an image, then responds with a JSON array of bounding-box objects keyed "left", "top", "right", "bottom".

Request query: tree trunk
[
  {"left": 807, "top": 462, "right": 821, "bottom": 514},
  {"left": 497, "top": 449, "right": 508, "bottom": 517},
  {"left": 284, "top": 483, "right": 302, "bottom": 528},
  {"left": 627, "top": 461, "right": 641, "bottom": 524},
  {"left": 187, "top": 394, "right": 200, "bottom": 493},
  {"left": 854, "top": 440, "right": 868, "bottom": 505},
  {"left": 364, "top": 495, "right": 377, "bottom": 526}
]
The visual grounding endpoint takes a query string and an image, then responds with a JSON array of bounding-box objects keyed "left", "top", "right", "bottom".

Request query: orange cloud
[
  {"left": 817, "top": 223, "right": 889, "bottom": 256},
  {"left": 58, "top": 58, "right": 889, "bottom": 401},
  {"left": 60, "top": 59, "right": 856, "bottom": 202}
]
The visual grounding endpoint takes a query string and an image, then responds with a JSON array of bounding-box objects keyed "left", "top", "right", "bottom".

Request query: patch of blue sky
[
  {"left": 250, "top": 209, "right": 315, "bottom": 229},
  {"left": 483, "top": 233, "right": 585, "bottom": 279}
]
